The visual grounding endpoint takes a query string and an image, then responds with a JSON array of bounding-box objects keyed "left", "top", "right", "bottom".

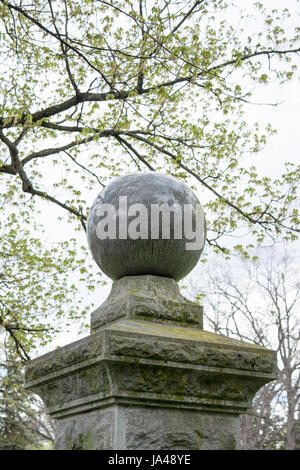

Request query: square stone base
[
  {"left": 25, "top": 307, "right": 277, "bottom": 450},
  {"left": 54, "top": 405, "right": 240, "bottom": 450}
]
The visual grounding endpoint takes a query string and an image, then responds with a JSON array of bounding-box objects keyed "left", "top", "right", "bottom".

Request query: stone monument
[{"left": 25, "top": 172, "right": 277, "bottom": 450}]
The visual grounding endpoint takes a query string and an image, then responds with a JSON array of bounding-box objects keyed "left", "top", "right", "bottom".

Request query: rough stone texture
[
  {"left": 24, "top": 275, "right": 278, "bottom": 450},
  {"left": 25, "top": 318, "right": 277, "bottom": 416},
  {"left": 120, "top": 407, "right": 240, "bottom": 450},
  {"left": 54, "top": 405, "right": 240, "bottom": 450},
  {"left": 87, "top": 172, "right": 206, "bottom": 281},
  {"left": 295, "top": 421, "right": 300, "bottom": 450},
  {"left": 25, "top": 322, "right": 277, "bottom": 448},
  {"left": 55, "top": 408, "right": 114, "bottom": 450},
  {"left": 26, "top": 318, "right": 277, "bottom": 389},
  {"left": 91, "top": 275, "right": 203, "bottom": 330},
  {"left": 25, "top": 333, "right": 103, "bottom": 382},
  {"left": 36, "top": 364, "right": 109, "bottom": 408}
]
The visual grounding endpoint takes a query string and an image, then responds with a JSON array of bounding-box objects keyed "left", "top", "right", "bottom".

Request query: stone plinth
[
  {"left": 91, "top": 275, "right": 203, "bottom": 331},
  {"left": 25, "top": 276, "right": 277, "bottom": 450}
]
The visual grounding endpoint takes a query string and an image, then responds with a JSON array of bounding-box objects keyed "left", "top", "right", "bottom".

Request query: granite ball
[{"left": 87, "top": 172, "right": 206, "bottom": 281}]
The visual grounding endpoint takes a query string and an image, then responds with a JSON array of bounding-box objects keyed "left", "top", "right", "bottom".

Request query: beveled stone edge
[
  {"left": 25, "top": 330, "right": 105, "bottom": 383},
  {"left": 107, "top": 330, "right": 277, "bottom": 375},
  {"left": 105, "top": 320, "right": 275, "bottom": 353},
  {"left": 25, "top": 355, "right": 276, "bottom": 419},
  {"left": 25, "top": 352, "right": 276, "bottom": 390},
  {"left": 91, "top": 296, "right": 203, "bottom": 331},
  {"left": 91, "top": 313, "right": 203, "bottom": 332},
  {"left": 41, "top": 390, "right": 253, "bottom": 420},
  {"left": 25, "top": 324, "right": 277, "bottom": 386}
]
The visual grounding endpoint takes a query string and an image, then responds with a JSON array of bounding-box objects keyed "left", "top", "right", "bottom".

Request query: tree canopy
[
  {"left": 0, "top": 204, "right": 98, "bottom": 362},
  {"left": 0, "top": 0, "right": 299, "bottom": 255}
]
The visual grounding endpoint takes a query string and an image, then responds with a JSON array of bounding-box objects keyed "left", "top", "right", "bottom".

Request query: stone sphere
[{"left": 87, "top": 172, "right": 206, "bottom": 281}]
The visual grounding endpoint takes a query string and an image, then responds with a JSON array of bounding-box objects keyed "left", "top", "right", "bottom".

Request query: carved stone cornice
[{"left": 25, "top": 318, "right": 277, "bottom": 419}]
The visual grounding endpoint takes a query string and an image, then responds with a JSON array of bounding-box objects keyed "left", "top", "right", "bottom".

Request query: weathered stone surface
[
  {"left": 36, "top": 364, "right": 109, "bottom": 408},
  {"left": 109, "top": 330, "right": 276, "bottom": 373},
  {"left": 26, "top": 318, "right": 276, "bottom": 386},
  {"left": 54, "top": 409, "right": 114, "bottom": 450},
  {"left": 25, "top": 332, "right": 103, "bottom": 382},
  {"left": 24, "top": 274, "right": 278, "bottom": 450},
  {"left": 25, "top": 317, "right": 277, "bottom": 423},
  {"left": 91, "top": 275, "right": 203, "bottom": 330},
  {"left": 121, "top": 407, "right": 240, "bottom": 450},
  {"left": 110, "top": 362, "right": 267, "bottom": 403},
  {"left": 54, "top": 405, "right": 240, "bottom": 450},
  {"left": 87, "top": 172, "right": 206, "bottom": 281}
]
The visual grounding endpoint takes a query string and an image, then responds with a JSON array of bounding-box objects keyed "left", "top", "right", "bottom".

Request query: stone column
[{"left": 25, "top": 173, "right": 277, "bottom": 450}]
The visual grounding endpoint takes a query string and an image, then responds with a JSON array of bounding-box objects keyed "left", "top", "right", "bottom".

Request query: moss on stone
[{"left": 65, "top": 427, "right": 95, "bottom": 450}]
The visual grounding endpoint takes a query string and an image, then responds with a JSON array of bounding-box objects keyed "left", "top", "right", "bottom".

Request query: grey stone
[
  {"left": 55, "top": 405, "right": 240, "bottom": 450},
  {"left": 119, "top": 407, "right": 241, "bottom": 450},
  {"left": 52, "top": 404, "right": 240, "bottom": 450},
  {"left": 55, "top": 409, "right": 114, "bottom": 450},
  {"left": 91, "top": 274, "right": 203, "bottom": 331},
  {"left": 24, "top": 275, "right": 278, "bottom": 450},
  {"left": 25, "top": 314, "right": 277, "bottom": 448},
  {"left": 87, "top": 172, "right": 206, "bottom": 281},
  {"left": 25, "top": 316, "right": 276, "bottom": 397}
]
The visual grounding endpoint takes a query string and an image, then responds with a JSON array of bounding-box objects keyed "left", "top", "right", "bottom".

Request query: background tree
[
  {"left": 189, "top": 248, "right": 300, "bottom": 449},
  {"left": 0, "top": 0, "right": 299, "bottom": 254},
  {"left": 0, "top": 207, "right": 98, "bottom": 363},
  {"left": 0, "top": 340, "right": 54, "bottom": 450},
  {"left": 0, "top": 189, "right": 100, "bottom": 449}
]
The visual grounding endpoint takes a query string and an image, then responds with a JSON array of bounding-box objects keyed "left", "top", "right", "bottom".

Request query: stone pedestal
[{"left": 25, "top": 275, "right": 277, "bottom": 450}]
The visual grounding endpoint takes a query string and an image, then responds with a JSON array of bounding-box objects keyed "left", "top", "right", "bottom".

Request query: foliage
[
  {"left": 0, "top": 0, "right": 299, "bottom": 254},
  {"left": 0, "top": 190, "right": 100, "bottom": 362},
  {"left": 0, "top": 341, "right": 54, "bottom": 449},
  {"left": 0, "top": 190, "right": 100, "bottom": 449}
]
